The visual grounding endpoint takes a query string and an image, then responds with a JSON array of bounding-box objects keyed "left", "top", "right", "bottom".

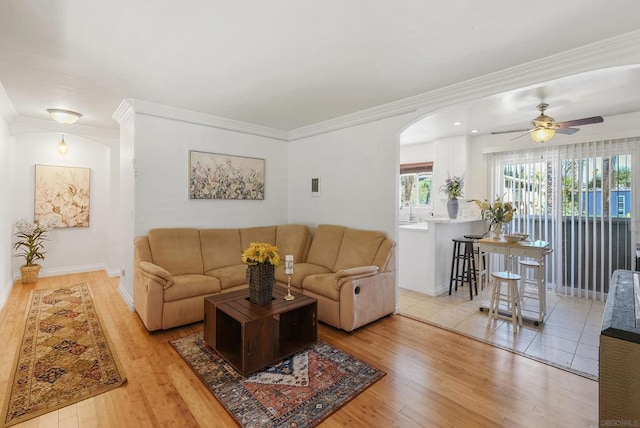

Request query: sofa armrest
[
  {"left": 140, "top": 261, "right": 174, "bottom": 289},
  {"left": 339, "top": 271, "right": 396, "bottom": 332},
  {"left": 335, "top": 265, "right": 379, "bottom": 279}
]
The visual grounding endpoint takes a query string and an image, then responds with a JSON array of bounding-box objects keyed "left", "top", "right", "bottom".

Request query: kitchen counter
[
  {"left": 421, "top": 216, "right": 485, "bottom": 224},
  {"left": 399, "top": 218, "right": 486, "bottom": 296},
  {"left": 399, "top": 217, "right": 484, "bottom": 230}
]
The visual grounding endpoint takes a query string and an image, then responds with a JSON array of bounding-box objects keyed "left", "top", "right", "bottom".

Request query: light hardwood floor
[{"left": 0, "top": 271, "right": 598, "bottom": 427}]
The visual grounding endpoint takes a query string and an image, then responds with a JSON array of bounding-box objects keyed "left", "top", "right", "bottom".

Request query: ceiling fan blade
[
  {"left": 510, "top": 131, "right": 531, "bottom": 141},
  {"left": 556, "top": 127, "right": 580, "bottom": 135},
  {"left": 491, "top": 128, "right": 530, "bottom": 135},
  {"left": 556, "top": 116, "right": 604, "bottom": 128}
]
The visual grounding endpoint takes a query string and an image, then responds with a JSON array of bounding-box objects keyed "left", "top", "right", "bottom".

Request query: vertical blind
[{"left": 489, "top": 137, "right": 638, "bottom": 300}]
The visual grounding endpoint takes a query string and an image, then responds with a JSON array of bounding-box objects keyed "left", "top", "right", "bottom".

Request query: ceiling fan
[{"left": 491, "top": 103, "right": 604, "bottom": 143}]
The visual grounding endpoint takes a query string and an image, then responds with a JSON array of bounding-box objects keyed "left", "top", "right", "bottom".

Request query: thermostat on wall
[{"left": 311, "top": 177, "right": 320, "bottom": 197}]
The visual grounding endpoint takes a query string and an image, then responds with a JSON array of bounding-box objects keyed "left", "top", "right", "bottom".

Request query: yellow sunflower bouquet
[{"left": 241, "top": 242, "right": 281, "bottom": 266}]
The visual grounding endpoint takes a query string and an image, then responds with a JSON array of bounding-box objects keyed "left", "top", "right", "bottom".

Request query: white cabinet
[{"left": 399, "top": 219, "right": 485, "bottom": 296}]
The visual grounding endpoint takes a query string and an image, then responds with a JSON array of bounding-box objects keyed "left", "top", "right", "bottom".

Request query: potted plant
[
  {"left": 471, "top": 195, "right": 516, "bottom": 237},
  {"left": 12, "top": 219, "right": 54, "bottom": 284}
]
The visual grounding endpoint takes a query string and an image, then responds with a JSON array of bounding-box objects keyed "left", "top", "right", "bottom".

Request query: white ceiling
[{"left": 1, "top": 1, "right": 640, "bottom": 137}]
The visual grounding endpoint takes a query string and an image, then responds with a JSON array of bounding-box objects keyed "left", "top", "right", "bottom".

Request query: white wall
[
  {"left": 432, "top": 136, "right": 468, "bottom": 216},
  {"left": 399, "top": 141, "right": 435, "bottom": 164},
  {"left": 115, "top": 112, "right": 290, "bottom": 301},
  {"left": 132, "top": 114, "right": 290, "bottom": 235},
  {"left": 116, "top": 108, "right": 135, "bottom": 308},
  {"left": 288, "top": 115, "right": 411, "bottom": 238},
  {"left": 0, "top": 112, "right": 11, "bottom": 307},
  {"left": 10, "top": 133, "right": 113, "bottom": 277}
]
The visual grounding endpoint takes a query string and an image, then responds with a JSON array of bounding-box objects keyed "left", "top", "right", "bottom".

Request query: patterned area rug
[
  {"left": 171, "top": 333, "right": 384, "bottom": 427},
  {"left": 1, "top": 284, "right": 127, "bottom": 427}
]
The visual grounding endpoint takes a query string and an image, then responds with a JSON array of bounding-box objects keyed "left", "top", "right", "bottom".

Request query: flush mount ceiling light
[{"left": 47, "top": 109, "right": 82, "bottom": 125}]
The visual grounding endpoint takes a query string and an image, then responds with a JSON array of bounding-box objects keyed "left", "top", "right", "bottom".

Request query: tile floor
[{"left": 399, "top": 282, "right": 605, "bottom": 379}]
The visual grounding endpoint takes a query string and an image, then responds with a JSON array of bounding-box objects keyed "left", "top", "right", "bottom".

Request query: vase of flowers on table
[
  {"left": 471, "top": 195, "right": 516, "bottom": 238},
  {"left": 12, "top": 219, "right": 55, "bottom": 284},
  {"left": 242, "top": 242, "right": 281, "bottom": 304},
  {"left": 440, "top": 173, "right": 464, "bottom": 219}
]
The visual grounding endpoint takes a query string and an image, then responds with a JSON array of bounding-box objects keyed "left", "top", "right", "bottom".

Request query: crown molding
[
  {"left": 288, "top": 30, "right": 640, "bottom": 141},
  {"left": 113, "top": 99, "right": 135, "bottom": 125},
  {"left": 0, "top": 82, "right": 18, "bottom": 123},
  {"left": 9, "top": 116, "right": 119, "bottom": 140},
  {"left": 123, "top": 98, "right": 289, "bottom": 141}
]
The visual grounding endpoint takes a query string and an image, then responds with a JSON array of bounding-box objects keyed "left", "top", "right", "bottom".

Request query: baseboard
[
  {"left": 12, "top": 263, "right": 108, "bottom": 280},
  {"left": 0, "top": 279, "right": 13, "bottom": 312},
  {"left": 433, "top": 282, "right": 450, "bottom": 296},
  {"left": 106, "top": 268, "right": 121, "bottom": 278},
  {"left": 119, "top": 280, "right": 135, "bottom": 311}
]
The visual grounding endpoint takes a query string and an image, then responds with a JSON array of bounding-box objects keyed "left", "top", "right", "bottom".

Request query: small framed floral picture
[
  {"left": 34, "top": 164, "right": 91, "bottom": 228},
  {"left": 189, "top": 151, "right": 265, "bottom": 200}
]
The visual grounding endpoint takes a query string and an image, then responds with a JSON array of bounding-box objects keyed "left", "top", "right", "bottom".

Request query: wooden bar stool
[
  {"left": 464, "top": 234, "right": 487, "bottom": 291},
  {"left": 517, "top": 249, "right": 552, "bottom": 326},
  {"left": 449, "top": 238, "right": 478, "bottom": 300},
  {"left": 487, "top": 271, "right": 522, "bottom": 333}
]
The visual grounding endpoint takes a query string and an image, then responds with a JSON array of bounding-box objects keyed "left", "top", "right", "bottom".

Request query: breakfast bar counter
[{"left": 399, "top": 218, "right": 486, "bottom": 296}]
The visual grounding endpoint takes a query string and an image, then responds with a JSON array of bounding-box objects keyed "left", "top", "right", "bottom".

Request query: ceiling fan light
[
  {"left": 47, "top": 109, "right": 82, "bottom": 125},
  {"left": 531, "top": 127, "right": 555, "bottom": 143}
]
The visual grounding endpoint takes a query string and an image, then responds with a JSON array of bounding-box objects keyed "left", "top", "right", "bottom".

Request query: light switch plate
[{"left": 311, "top": 177, "right": 320, "bottom": 197}]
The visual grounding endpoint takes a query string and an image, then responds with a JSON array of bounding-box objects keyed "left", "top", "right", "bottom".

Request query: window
[
  {"left": 491, "top": 140, "right": 637, "bottom": 300},
  {"left": 561, "top": 155, "right": 632, "bottom": 218},
  {"left": 400, "top": 162, "right": 433, "bottom": 207}
]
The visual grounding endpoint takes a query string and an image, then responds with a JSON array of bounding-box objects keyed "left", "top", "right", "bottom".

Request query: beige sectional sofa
[{"left": 134, "top": 224, "right": 396, "bottom": 332}]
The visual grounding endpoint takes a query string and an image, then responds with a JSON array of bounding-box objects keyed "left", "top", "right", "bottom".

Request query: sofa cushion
[
  {"left": 148, "top": 228, "right": 204, "bottom": 275},
  {"left": 305, "top": 225, "right": 346, "bottom": 271},
  {"left": 240, "top": 226, "right": 277, "bottom": 250},
  {"left": 164, "top": 274, "right": 221, "bottom": 302},
  {"left": 302, "top": 273, "right": 340, "bottom": 301},
  {"left": 333, "top": 229, "right": 386, "bottom": 272},
  {"left": 275, "top": 224, "right": 312, "bottom": 263},
  {"left": 206, "top": 264, "right": 248, "bottom": 289},
  {"left": 276, "top": 262, "right": 331, "bottom": 288},
  {"left": 200, "top": 228, "right": 242, "bottom": 271},
  {"left": 372, "top": 238, "right": 395, "bottom": 272}
]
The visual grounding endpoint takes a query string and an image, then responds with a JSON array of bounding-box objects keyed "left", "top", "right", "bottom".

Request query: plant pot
[
  {"left": 246, "top": 264, "right": 275, "bottom": 305},
  {"left": 20, "top": 264, "right": 41, "bottom": 284},
  {"left": 447, "top": 198, "right": 459, "bottom": 219}
]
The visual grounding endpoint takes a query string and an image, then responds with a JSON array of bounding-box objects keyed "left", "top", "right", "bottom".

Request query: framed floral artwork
[
  {"left": 34, "top": 164, "right": 91, "bottom": 228},
  {"left": 189, "top": 151, "right": 265, "bottom": 200}
]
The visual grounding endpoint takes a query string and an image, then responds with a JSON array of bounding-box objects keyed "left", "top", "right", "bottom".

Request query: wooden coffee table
[{"left": 203, "top": 287, "right": 317, "bottom": 376}]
